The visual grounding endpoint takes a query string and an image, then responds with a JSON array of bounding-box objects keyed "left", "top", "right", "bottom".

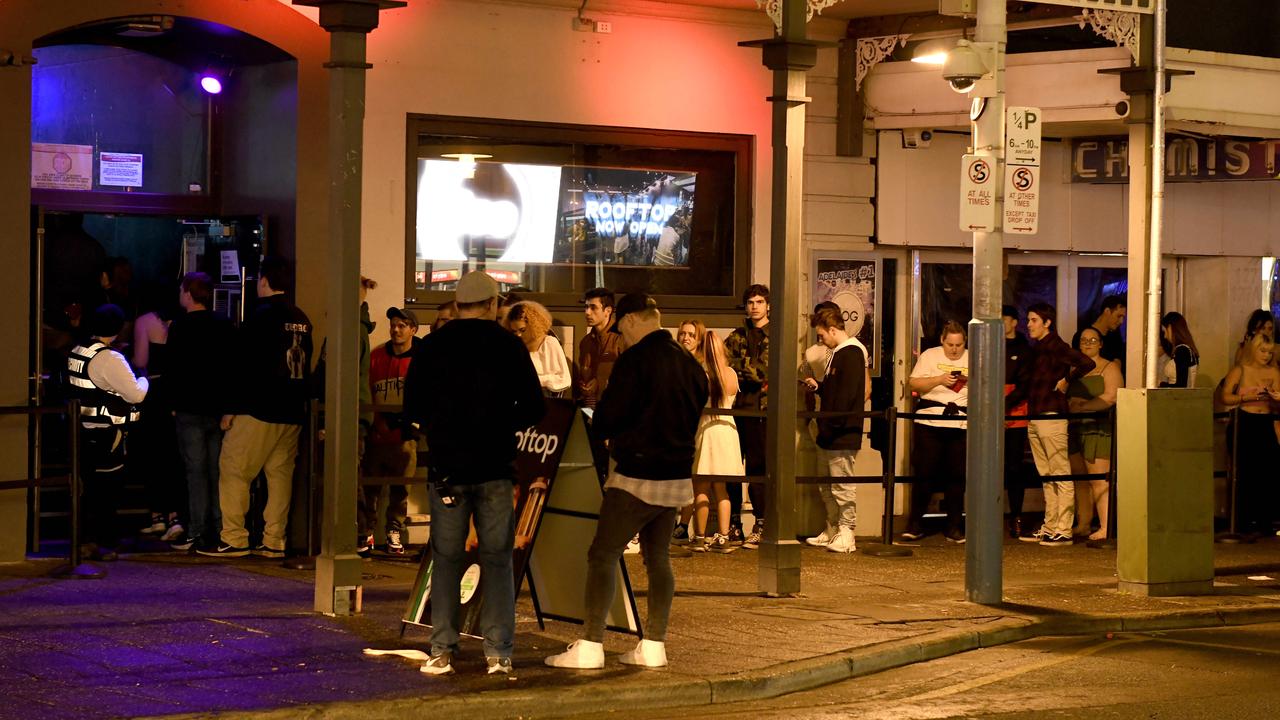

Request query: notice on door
[
  {"left": 99, "top": 152, "right": 144, "bottom": 188},
  {"left": 32, "top": 143, "right": 93, "bottom": 191}
]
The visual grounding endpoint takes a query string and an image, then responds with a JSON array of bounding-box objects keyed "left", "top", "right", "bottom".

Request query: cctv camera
[{"left": 942, "top": 40, "right": 989, "bottom": 94}]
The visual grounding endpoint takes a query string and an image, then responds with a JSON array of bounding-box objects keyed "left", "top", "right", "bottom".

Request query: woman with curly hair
[{"left": 505, "top": 301, "right": 571, "bottom": 397}]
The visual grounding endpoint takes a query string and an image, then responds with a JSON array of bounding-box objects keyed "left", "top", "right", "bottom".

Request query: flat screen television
[{"left": 416, "top": 159, "right": 696, "bottom": 269}]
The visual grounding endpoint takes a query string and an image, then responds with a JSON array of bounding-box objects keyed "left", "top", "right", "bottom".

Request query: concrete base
[
  {"left": 1116, "top": 388, "right": 1215, "bottom": 597},
  {"left": 1118, "top": 579, "right": 1215, "bottom": 597},
  {"left": 758, "top": 540, "right": 802, "bottom": 596},
  {"left": 314, "top": 553, "right": 364, "bottom": 614}
]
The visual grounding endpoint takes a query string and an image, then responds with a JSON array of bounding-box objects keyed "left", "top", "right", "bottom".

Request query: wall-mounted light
[
  {"left": 199, "top": 72, "right": 223, "bottom": 94},
  {"left": 440, "top": 147, "right": 493, "bottom": 179}
]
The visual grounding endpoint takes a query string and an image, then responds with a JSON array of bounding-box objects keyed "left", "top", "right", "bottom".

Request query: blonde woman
[
  {"left": 680, "top": 321, "right": 743, "bottom": 553},
  {"left": 1222, "top": 332, "right": 1280, "bottom": 536},
  {"left": 506, "top": 301, "right": 571, "bottom": 397}
]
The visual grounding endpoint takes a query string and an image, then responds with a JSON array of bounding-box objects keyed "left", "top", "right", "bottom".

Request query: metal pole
[
  {"left": 861, "top": 407, "right": 911, "bottom": 557},
  {"left": 1144, "top": 0, "right": 1167, "bottom": 389},
  {"left": 68, "top": 401, "right": 80, "bottom": 567},
  {"left": 964, "top": 0, "right": 1006, "bottom": 605},
  {"left": 31, "top": 207, "right": 44, "bottom": 552},
  {"left": 757, "top": 0, "right": 812, "bottom": 597},
  {"left": 314, "top": 25, "right": 368, "bottom": 615}
]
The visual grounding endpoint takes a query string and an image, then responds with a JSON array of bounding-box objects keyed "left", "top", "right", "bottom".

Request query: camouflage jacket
[{"left": 726, "top": 320, "right": 769, "bottom": 410}]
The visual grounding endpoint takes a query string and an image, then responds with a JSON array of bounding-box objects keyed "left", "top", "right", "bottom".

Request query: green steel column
[{"left": 297, "top": 0, "right": 404, "bottom": 615}]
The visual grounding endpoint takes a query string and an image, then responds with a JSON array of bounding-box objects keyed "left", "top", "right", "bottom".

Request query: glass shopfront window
[{"left": 406, "top": 116, "right": 752, "bottom": 308}]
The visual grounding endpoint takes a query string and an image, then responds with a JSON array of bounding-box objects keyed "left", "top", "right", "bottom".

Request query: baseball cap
[
  {"left": 610, "top": 292, "right": 657, "bottom": 333},
  {"left": 88, "top": 304, "right": 126, "bottom": 338},
  {"left": 455, "top": 271, "right": 499, "bottom": 304},
  {"left": 386, "top": 306, "right": 419, "bottom": 327}
]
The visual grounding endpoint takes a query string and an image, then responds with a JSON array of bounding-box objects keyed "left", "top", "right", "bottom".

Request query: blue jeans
[
  {"left": 175, "top": 413, "right": 223, "bottom": 545},
  {"left": 429, "top": 478, "right": 516, "bottom": 659}
]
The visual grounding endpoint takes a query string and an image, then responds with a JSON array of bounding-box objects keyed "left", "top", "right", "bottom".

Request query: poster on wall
[
  {"left": 99, "top": 152, "right": 143, "bottom": 188},
  {"left": 31, "top": 142, "right": 93, "bottom": 191},
  {"left": 812, "top": 256, "right": 881, "bottom": 377}
]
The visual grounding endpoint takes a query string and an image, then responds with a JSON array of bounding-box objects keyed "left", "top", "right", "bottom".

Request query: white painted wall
[{"left": 878, "top": 130, "right": 1280, "bottom": 257}]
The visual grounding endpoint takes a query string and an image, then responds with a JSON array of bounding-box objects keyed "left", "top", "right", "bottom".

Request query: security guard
[{"left": 66, "top": 304, "right": 149, "bottom": 561}]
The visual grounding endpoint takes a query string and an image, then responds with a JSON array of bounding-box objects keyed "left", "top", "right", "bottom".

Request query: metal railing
[{"left": 1, "top": 401, "right": 99, "bottom": 577}]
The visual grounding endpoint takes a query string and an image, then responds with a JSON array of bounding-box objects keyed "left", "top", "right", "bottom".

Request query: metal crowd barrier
[
  {"left": 697, "top": 404, "right": 1118, "bottom": 549},
  {"left": 0, "top": 401, "right": 99, "bottom": 578}
]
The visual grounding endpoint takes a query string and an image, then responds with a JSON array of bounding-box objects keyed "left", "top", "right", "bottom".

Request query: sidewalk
[{"left": 1, "top": 537, "right": 1278, "bottom": 720}]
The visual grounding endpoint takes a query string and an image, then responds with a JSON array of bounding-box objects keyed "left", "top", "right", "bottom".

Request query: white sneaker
[
  {"left": 826, "top": 527, "right": 856, "bottom": 554},
  {"left": 545, "top": 639, "right": 605, "bottom": 669},
  {"left": 623, "top": 536, "right": 641, "bottom": 555},
  {"left": 806, "top": 524, "right": 837, "bottom": 547},
  {"left": 160, "top": 522, "right": 185, "bottom": 542},
  {"left": 619, "top": 639, "right": 667, "bottom": 668}
]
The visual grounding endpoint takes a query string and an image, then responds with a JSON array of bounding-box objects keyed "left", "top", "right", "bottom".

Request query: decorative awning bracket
[
  {"left": 855, "top": 34, "right": 909, "bottom": 91},
  {"left": 1078, "top": 8, "right": 1140, "bottom": 62},
  {"left": 756, "top": 0, "right": 843, "bottom": 33}
]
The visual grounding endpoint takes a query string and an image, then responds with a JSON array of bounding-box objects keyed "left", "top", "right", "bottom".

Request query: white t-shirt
[{"left": 910, "top": 345, "right": 968, "bottom": 429}]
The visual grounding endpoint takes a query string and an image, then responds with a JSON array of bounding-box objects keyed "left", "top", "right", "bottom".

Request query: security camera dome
[{"left": 942, "top": 39, "right": 989, "bottom": 94}]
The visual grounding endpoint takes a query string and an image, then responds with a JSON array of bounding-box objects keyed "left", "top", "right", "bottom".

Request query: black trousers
[
  {"left": 732, "top": 416, "right": 767, "bottom": 529},
  {"left": 1004, "top": 427, "right": 1028, "bottom": 517},
  {"left": 908, "top": 423, "right": 967, "bottom": 533},
  {"left": 81, "top": 427, "right": 127, "bottom": 547}
]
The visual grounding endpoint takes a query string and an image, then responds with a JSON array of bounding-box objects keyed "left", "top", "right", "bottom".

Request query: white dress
[{"left": 694, "top": 391, "right": 744, "bottom": 477}]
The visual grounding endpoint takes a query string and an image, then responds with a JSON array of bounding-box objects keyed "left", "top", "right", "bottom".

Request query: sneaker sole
[
  {"left": 421, "top": 665, "right": 455, "bottom": 675},
  {"left": 197, "top": 549, "right": 249, "bottom": 558}
]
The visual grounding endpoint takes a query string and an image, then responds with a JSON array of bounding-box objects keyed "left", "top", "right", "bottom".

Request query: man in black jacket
[
  {"left": 546, "top": 293, "right": 708, "bottom": 671},
  {"left": 802, "top": 306, "right": 869, "bottom": 554},
  {"left": 404, "top": 271, "right": 544, "bottom": 677},
  {"left": 199, "top": 257, "right": 312, "bottom": 559},
  {"left": 167, "top": 272, "right": 236, "bottom": 551}
]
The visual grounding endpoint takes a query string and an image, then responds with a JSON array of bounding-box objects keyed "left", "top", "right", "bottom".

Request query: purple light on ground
[{"left": 199, "top": 75, "right": 223, "bottom": 94}]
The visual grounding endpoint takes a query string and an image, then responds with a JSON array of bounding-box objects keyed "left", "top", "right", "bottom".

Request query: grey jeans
[{"left": 585, "top": 488, "right": 678, "bottom": 643}]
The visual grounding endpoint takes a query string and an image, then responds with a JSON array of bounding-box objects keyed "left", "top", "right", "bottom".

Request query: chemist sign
[
  {"left": 1003, "top": 106, "right": 1041, "bottom": 235},
  {"left": 959, "top": 154, "right": 998, "bottom": 232}
]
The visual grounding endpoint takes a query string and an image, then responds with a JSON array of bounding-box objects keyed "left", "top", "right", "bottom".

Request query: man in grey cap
[{"left": 403, "top": 271, "right": 545, "bottom": 676}]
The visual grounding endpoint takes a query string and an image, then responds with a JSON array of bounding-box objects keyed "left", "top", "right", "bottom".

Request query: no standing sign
[{"left": 1004, "top": 106, "right": 1041, "bottom": 234}]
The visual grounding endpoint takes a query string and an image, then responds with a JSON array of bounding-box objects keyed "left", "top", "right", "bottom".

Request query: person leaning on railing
[
  {"left": 1066, "top": 327, "right": 1122, "bottom": 541},
  {"left": 902, "top": 320, "right": 969, "bottom": 544},
  {"left": 1006, "top": 303, "right": 1095, "bottom": 548}
]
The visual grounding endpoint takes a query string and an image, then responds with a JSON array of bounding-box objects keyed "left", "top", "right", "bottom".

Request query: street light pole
[{"left": 964, "top": 0, "right": 1006, "bottom": 605}]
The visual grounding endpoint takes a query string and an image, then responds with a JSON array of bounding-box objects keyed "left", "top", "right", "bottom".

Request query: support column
[
  {"left": 742, "top": 0, "right": 815, "bottom": 597},
  {"left": 295, "top": 0, "right": 404, "bottom": 615},
  {"left": 964, "top": 0, "right": 1006, "bottom": 605}
]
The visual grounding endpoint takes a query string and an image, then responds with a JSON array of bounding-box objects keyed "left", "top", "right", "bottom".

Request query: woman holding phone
[{"left": 1222, "top": 331, "right": 1280, "bottom": 536}]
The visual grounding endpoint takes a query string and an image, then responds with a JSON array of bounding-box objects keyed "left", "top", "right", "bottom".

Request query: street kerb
[{"left": 143, "top": 605, "right": 1280, "bottom": 720}]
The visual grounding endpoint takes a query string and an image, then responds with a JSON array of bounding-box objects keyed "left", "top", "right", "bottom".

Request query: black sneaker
[
  {"left": 707, "top": 533, "right": 736, "bottom": 554},
  {"left": 727, "top": 526, "right": 745, "bottom": 546},
  {"left": 252, "top": 544, "right": 285, "bottom": 558},
  {"left": 1039, "top": 532, "right": 1073, "bottom": 547},
  {"left": 742, "top": 528, "right": 761, "bottom": 550},
  {"left": 170, "top": 536, "right": 197, "bottom": 551},
  {"left": 671, "top": 524, "right": 690, "bottom": 544},
  {"left": 197, "top": 543, "right": 250, "bottom": 558},
  {"left": 420, "top": 651, "right": 455, "bottom": 676},
  {"left": 357, "top": 534, "right": 374, "bottom": 556}
]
